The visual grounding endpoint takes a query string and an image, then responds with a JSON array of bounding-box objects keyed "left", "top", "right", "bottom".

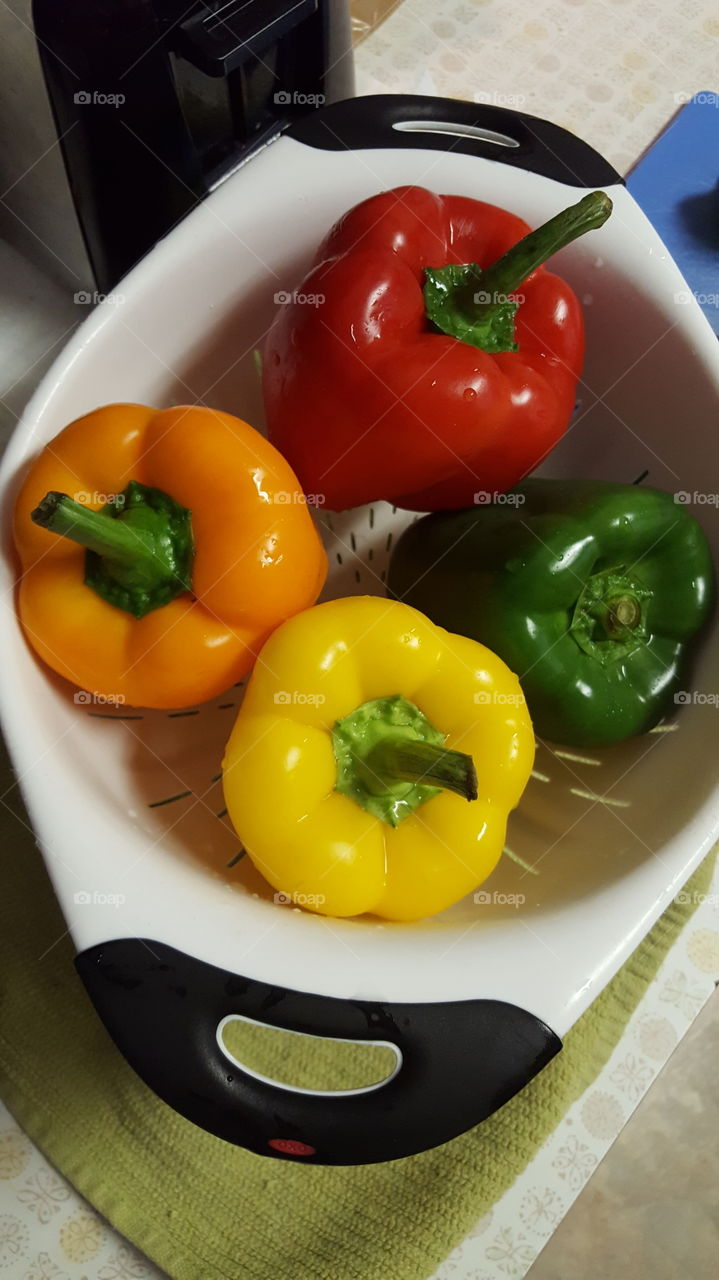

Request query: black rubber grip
[{"left": 76, "top": 938, "right": 561, "bottom": 1165}]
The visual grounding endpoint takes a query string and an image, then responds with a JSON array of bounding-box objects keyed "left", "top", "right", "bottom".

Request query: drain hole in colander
[{"left": 217, "top": 1014, "right": 401, "bottom": 1096}]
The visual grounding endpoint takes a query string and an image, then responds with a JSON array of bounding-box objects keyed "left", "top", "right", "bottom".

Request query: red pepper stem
[
  {"left": 476, "top": 190, "right": 613, "bottom": 312},
  {"left": 365, "top": 737, "right": 478, "bottom": 803}
]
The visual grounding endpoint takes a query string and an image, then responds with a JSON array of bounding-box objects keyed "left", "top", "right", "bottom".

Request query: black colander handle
[
  {"left": 77, "top": 937, "right": 561, "bottom": 1165},
  {"left": 287, "top": 93, "right": 623, "bottom": 188}
]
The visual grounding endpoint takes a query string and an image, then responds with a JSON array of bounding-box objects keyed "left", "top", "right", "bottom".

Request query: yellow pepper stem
[
  {"left": 362, "top": 737, "right": 478, "bottom": 801},
  {"left": 333, "top": 693, "right": 478, "bottom": 827}
]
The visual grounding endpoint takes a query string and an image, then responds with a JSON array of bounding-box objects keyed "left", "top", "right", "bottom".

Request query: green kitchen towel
[{"left": 0, "top": 742, "right": 714, "bottom": 1280}]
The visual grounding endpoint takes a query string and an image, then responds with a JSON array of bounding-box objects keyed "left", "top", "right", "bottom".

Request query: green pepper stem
[
  {"left": 476, "top": 190, "right": 613, "bottom": 311},
  {"left": 364, "top": 737, "right": 478, "bottom": 803},
  {"left": 570, "top": 566, "right": 651, "bottom": 665},
  {"left": 605, "top": 594, "right": 642, "bottom": 633},
  {"left": 32, "top": 491, "right": 160, "bottom": 571}
]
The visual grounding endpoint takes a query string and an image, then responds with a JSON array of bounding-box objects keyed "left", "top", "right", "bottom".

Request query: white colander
[{"left": 1, "top": 95, "right": 717, "bottom": 1165}]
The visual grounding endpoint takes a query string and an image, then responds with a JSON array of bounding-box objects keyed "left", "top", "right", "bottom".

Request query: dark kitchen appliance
[{"left": 32, "top": 0, "right": 354, "bottom": 290}]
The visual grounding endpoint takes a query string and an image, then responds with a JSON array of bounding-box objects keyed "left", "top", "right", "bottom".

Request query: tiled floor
[{"left": 527, "top": 988, "right": 719, "bottom": 1279}]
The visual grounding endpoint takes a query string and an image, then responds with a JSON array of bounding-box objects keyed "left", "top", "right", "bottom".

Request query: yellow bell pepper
[{"left": 222, "top": 596, "right": 534, "bottom": 921}]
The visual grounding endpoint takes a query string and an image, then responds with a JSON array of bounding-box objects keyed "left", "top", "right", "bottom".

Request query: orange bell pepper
[{"left": 13, "top": 403, "right": 327, "bottom": 708}]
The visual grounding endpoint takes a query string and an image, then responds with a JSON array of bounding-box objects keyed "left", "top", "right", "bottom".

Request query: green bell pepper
[{"left": 387, "top": 479, "right": 714, "bottom": 747}]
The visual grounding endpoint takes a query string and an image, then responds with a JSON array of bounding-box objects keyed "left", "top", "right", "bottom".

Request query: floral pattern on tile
[
  {"left": 432, "top": 853, "right": 719, "bottom": 1278},
  {"left": 0, "top": 1139, "right": 30, "bottom": 1185}
]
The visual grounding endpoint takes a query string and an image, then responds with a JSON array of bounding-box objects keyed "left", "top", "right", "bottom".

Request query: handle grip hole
[
  {"left": 392, "top": 119, "right": 521, "bottom": 148},
  {"left": 217, "top": 1014, "right": 402, "bottom": 1097}
]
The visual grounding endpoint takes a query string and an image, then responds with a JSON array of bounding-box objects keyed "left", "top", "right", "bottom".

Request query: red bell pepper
[{"left": 263, "top": 185, "right": 612, "bottom": 511}]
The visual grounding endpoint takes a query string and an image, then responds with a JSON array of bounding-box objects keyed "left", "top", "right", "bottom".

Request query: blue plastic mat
[{"left": 627, "top": 92, "right": 719, "bottom": 333}]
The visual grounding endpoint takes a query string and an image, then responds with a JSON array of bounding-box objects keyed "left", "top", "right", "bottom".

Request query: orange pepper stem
[
  {"left": 33, "top": 491, "right": 163, "bottom": 568},
  {"left": 31, "top": 484, "right": 194, "bottom": 619}
]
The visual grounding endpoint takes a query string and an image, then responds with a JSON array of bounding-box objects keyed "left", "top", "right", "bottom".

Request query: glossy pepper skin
[
  {"left": 263, "top": 185, "right": 610, "bottom": 512},
  {"left": 222, "top": 597, "right": 534, "bottom": 922},
  {"left": 13, "top": 404, "right": 327, "bottom": 708},
  {"left": 388, "top": 479, "right": 714, "bottom": 748}
]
